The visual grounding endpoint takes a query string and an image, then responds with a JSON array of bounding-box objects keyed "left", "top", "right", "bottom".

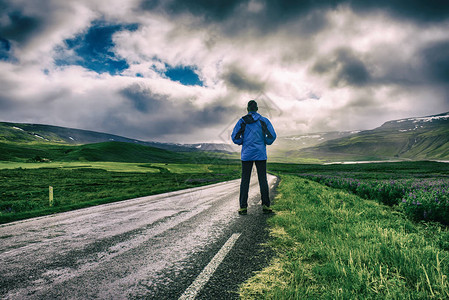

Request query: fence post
[{"left": 49, "top": 186, "right": 54, "bottom": 207}]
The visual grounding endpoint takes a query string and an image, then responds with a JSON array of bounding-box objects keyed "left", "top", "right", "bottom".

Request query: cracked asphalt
[{"left": 0, "top": 173, "right": 278, "bottom": 299}]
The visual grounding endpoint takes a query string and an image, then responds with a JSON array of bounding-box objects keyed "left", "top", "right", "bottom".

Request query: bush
[
  {"left": 298, "top": 174, "right": 449, "bottom": 225},
  {"left": 401, "top": 188, "right": 449, "bottom": 225}
]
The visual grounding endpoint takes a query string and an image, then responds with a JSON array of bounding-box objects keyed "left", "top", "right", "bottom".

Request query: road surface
[{"left": 0, "top": 173, "right": 278, "bottom": 299}]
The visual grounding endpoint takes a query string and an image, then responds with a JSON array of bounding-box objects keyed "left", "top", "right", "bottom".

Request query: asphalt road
[{"left": 0, "top": 173, "right": 278, "bottom": 299}]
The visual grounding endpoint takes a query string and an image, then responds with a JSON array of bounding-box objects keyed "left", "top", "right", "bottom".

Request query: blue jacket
[{"left": 231, "top": 112, "right": 276, "bottom": 161}]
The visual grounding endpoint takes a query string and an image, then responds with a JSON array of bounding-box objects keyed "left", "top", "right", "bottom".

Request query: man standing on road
[{"left": 231, "top": 100, "right": 277, "bottom": 215}]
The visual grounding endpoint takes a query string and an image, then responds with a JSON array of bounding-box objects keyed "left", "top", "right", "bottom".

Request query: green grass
[
  {"left": 0, "top": 162, "right": 240, "bottom": 224},
  {"left": 240, "top": 175, "right": 449, "bottom": 299},
  {"left": 0, "top": 138, "right": 238, "bottom": 224},
  {"left": 0, "top": 161, "right": 214, "bottom": 173},
  {"left": 0, "top": 141, "right": 191, "bottom": 163},
  {"left": 267, "top": 161, "right": 449, "bottom": 178},
  {"left": 267, "top": 161, "right": 449, "bottom": 225}
]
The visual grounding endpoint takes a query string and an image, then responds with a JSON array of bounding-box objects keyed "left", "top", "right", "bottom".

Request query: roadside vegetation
[
  {"left": 240, "top": 161, "right": 449, "bottom": 299},
  {"left": 240, "top": 174, "right": 449, "bottom": 299},
  {"left": 0, "top": 139, "right": 241, "bottom": 224},
  {"left": 269, "top": 161, "right": 449, "bottom": 225},
  {"left": 0, "top": 162, "right": 240, "bottom": 224}
]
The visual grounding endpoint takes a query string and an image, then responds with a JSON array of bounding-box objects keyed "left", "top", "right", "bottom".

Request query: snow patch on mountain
[
  {"left": 34, "top": 134, "right": 49, "bottom": 141},
  {"left": 285, "top": 135, "right": 321, "bottom": 140},
  {"left": 396, "top": 114, "right": 449, "bottom": 123}
]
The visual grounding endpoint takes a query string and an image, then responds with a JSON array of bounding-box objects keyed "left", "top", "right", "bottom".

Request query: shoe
[
  {"left": 262, "top": 205, "right": 274, "bottom": 214},
  {"left": 238, "top": 208, "right": 248, "bottom": 215}
]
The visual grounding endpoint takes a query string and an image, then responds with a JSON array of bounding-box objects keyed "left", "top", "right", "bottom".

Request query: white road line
[{"left": 179, "top": 233, "right": 242, "bottom": 300}]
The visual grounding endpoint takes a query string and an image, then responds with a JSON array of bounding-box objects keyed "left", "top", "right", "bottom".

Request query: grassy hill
[
  {"left": 0, "top": 121, "right": 129, "bottom": 144},
  {"left": 61, "top": 142, "right": 191, "bottom": 162},
  {"left": 0, "top": 121, "right": 193, "bottom": 152},
  {"left": 0, "top": 141, "right": 193, "bottom": 163},
  {"left": 0, "top": 121, "right": 237, "bottom": 164},
  {"left": 269, "top": 131, "right": 357, "bottom": 162},
  {"left": 293, "top": 112, "right": 449, "bottom": 162}
]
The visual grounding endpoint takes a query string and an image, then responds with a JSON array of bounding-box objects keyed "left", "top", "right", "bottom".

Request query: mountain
[
  {"left": 0, "top": 121, "right": 239, "bottom": 155},
  {"left": 298, "top": 112, "right": 449, "bottom": 161},
  {"left": 181, "top": 143, "right": 238, "bottom": 153},
  {"left": 0, "top": 141, "right": 194, "bottom": 163},
  {"left": 268, "top": 131, "right": 359, "bottom": 162},
  {"left": 272, "top": 131, "right": 358, "bottom": 150},
  {"left": 0, "top": 121, "right": 236, "bottom": 163},
  {"left": 0, "top": 121, "right": 197, "bottom": 152}
]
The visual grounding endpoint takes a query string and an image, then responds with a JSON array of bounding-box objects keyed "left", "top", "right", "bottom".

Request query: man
[{"left": 231, "top": 100, "right": 277, "bottom": 215}]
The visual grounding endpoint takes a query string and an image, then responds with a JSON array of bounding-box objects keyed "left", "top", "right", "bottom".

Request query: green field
[
  {"left": 0, "top": 162, "right": 240, "bottom": 224},
  {"left": 0, "top": 138, "right": 240, "bottom": 224},
  {"left": 268, "top": 161, "right": 449, "bottom": 225},
  {"left": 0, "top": 161, "right": 213, "bottom": 173},
  {"left": 240, "top": 173, "right": 449, "bottom": 299}
]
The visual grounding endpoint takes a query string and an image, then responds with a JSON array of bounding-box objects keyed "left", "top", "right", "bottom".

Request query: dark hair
[{"left": 247, "top": 100, "right": 258, "bottom": 111}]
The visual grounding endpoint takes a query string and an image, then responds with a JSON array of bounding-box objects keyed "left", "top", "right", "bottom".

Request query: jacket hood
[{"left": 242, "top": 112, "right": 261, "bottom": 124}]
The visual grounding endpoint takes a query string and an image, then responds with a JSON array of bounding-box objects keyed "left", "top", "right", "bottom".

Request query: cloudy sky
[{"left": 1, "top": 0, "right": 448, "bottom": 143}]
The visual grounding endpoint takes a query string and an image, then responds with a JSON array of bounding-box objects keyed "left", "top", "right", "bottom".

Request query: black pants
[{"left": 239, "top": 160, "right": 270, "bottom": 209}]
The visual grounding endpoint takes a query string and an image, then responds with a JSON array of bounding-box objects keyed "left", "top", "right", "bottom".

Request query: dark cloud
[
  {"left": 260, "top": 0, "right": 335, "bottom": 29},
  {"left": 334, "top": 49, "right": 371, "bottom": 86},
  {"left": 0, "top": 11, "right": 43, "bottom": 45},
  {"left": 420, "top": 39, "right": 449, "bottom": 83},
  {"left": 312, "top": 59, "right": 333, "bottom": 74},
  {"left": 140, "top": 0, "right": 160, "bottom": 11},
  {"left": 288, "top": 9, "right": 329, "bottom": 36},
  {"left": 140, "top": 0, "right": 449, "bottom": 37},
  {"left": 312, "top": 48, "right": 371, "bottom": 87},
  {"left": 351, "top": 39, "right": 449, "bottom": 88},
  {"left": 119, "top": 84, "right": 238, "bottom": 137},
  {"left": 222, "top": 65, "right": 265, "bottom": 92},
  {"left": 269, "top": 0, "right": 449, "bottom": 26},
  {"left": 141, "top": 0, "right": 242, "bottom": 21},
  {"left": 168, "top": 0, "right": 243, "bottom": 21},
  {"left": 0, "top": 0, "right": 7, "bottom": 10},
  {"left": 120, "top": 85, "right": 167, "bottom": 113},
  {"left": 349, "top": 0, "right": 449, "bottom": 24},
  {"left": 140, "top": 0, "right": 332, "bottom": 36},
  {"left": 0, "top": 95, "right": 15, "bottom": 111}
]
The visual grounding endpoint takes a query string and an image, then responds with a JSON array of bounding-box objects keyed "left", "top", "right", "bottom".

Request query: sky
[{"left": 0, "top": 0, "right": 448, "bottom": 143}]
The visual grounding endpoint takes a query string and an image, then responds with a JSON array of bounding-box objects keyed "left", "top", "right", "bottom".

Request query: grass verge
[
  {"left": 240, "top": 175, "right": 449, "bottom": 299},
  {"left": 0, "top": 161, "right": 213, "bottom": 173},
  {"left": 0, "top": 163, "right": 240, "bottom": 224}
]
